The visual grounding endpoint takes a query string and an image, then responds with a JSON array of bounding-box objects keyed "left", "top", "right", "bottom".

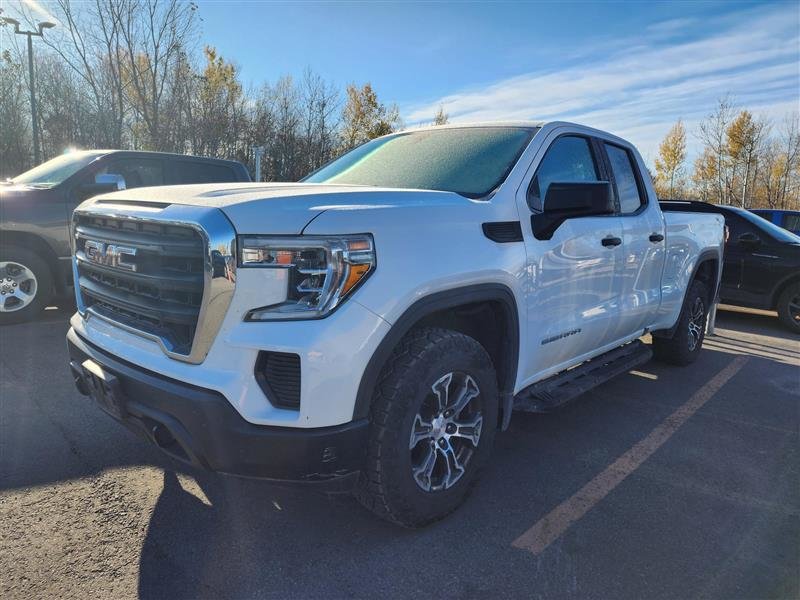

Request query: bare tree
[{"left": 697, "top": 96, "right": 736, "bottom": 204}]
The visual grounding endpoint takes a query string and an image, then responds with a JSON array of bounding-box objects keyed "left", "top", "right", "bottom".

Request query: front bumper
[{"left": 67, "top": 328, "right": 368, "bottom": 485}]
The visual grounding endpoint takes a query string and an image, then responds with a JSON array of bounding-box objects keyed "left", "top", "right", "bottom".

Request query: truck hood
[
  {"left": 0, "top": 184, "right": 55, "bottom": 201},
  {"left": 82, "top": 182, "right": 471, "bottom": 234}
]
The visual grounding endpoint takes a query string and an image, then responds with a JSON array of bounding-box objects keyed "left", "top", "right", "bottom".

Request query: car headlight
[{"left": 239, "top": 234, "right": 375, "bottom": 320}]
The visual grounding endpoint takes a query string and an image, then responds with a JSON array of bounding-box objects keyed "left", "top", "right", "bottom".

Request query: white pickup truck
[{"left": 67, "top": 122, "right": 724, "bottom": 526}]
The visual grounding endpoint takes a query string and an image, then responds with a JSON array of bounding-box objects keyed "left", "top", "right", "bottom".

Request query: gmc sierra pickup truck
[{"left": 66, "top": 122, "right": 724, "bottom": 526}]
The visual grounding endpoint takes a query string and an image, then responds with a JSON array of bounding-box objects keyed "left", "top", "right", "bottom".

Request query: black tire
[
  {"left": 776, "top": 282, "right": 800, "bottom": 334},
  {"left": 652, "top": 280, "right": 708, "bottom": 366},
  {"left": 356, "top": 327, "right": 499, "bottom": 527},
  {"left": 0, "top": 246, "right": 53, "bottom": 325}
]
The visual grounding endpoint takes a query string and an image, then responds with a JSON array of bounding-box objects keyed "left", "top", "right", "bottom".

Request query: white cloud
[{"left": 402, "top": 4, "right": 799, "bottom": 165}]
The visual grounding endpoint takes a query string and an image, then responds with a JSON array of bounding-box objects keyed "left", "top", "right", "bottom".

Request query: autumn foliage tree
[
  {"left": 654, "top": 119, "right": 686, "bottom": 199},
  {"left": 655, "top": 100, "right": 799, "bottom": 210}
]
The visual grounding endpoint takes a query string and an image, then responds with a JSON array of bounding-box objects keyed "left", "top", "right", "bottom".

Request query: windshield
[
  {"left": 737, "top": 208, "right": 800, "bottom": 243},
  {"left": 304, "top": 126, "right": 538, "bottom": 198},
  {"left": 9, "top": 151, "right": 106, "bottom": 188}
]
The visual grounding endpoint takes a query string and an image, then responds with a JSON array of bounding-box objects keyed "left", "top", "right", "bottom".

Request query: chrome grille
[{"left": 73, "top": 203, "right": 236, "bottom": 363}]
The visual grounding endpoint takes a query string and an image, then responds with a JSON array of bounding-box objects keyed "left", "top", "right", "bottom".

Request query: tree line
[
  {"left": 3, "top": 1, "right": 797, "bottom": 212},
  {"left": 653, "top": 98, "right": 799, "bottom": 209},
  {"left": 0, "top": 0, "right": 414, "bottom": 180}
]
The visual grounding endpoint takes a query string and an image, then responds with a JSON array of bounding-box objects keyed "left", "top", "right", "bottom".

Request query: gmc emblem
[{"left": 84, "top": 240, "right": 138, "bottom": 272}]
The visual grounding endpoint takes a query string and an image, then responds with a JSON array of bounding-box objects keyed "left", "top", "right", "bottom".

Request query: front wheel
[
  {"left": 356, "top": 328, "right": 498, "bottom": 527},
  {"left": 652, "top": 280, "right": 708, "bottom": 366},
  {"left": 0, "top": 246, "right": 53, "bottom": 325}
]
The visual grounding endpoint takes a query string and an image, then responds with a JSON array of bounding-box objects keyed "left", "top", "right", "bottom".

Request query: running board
[{"left": 513, "top": 341, "right": 652, "bottom": 413}]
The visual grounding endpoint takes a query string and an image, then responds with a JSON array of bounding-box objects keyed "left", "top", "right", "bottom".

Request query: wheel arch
[
  {"left": 691, "top": 252, "right": 720, "bottom": 307},
  {"left": 653, "top": 250, "right": 720, "bottom": 339},
  {"left": 770, "top": 274, "right": 800, "bottom": 311},
  {"left": 0, "top": 230, "right": 62, "bottom": 290},
  {"left": 353, "top": 283, "right": 520, "bottom": 429}
]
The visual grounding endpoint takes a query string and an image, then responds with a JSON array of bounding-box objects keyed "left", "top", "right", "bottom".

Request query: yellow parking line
[{"left": 511, "top": 355, "right": 750, "bottom": 555}]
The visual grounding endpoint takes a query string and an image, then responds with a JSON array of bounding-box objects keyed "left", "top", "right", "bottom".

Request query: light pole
[
  {"left": 252, "top": 146, "right": 265, "bottom": 182},
  {"left": 2, "top": 18, "right": 56, "bottom": 165}
]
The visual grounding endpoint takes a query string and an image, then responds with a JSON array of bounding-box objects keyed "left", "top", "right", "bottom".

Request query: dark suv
[
  {"left": 661, "top": 200, "right": 800, "bottom": 333},
  {"left": 0, "top": 150, "right": 250, "bottom": 324}
]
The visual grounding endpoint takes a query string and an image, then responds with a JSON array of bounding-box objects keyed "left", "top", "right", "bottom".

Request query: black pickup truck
[
  {"left": 661, "top": 200, "right": 800, "bottom": 333},
  {"left": 0, "top": 150, "right": 250, "bottom": 324}
]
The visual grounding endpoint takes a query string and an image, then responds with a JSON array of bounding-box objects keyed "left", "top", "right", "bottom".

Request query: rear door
[
  {"left": 517, "top": 133, "right": 625, "bottom": 381},
  {"left": 722, "top": 212, "right": 780, "bottom": 307},
  {"left": 601, "top": 141, "right": 666, "bottom": 337}
]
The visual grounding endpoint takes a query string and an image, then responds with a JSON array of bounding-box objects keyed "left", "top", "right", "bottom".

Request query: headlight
[{"left": 239, "top": 234, "right": 375, "bottom": 320}]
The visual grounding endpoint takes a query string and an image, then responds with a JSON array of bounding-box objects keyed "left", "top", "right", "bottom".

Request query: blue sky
[
  {"left": 19, "top": 0, "right": 800, "bottom": 164},
  {"left": 196, "top": 0, "right": 799, "bottom": 163}
]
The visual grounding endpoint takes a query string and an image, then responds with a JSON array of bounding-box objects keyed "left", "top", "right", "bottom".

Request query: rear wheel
[
  {"left": 653, "top": 280, "right": 708, "bottom": 366},
  {"left": 776, "top": 282, "right": 800, "bottom": 334},
  {"left": 356, "top": 327, "right": 498, "bottom": 527},
  {"left": 0, "top": 246, "right": 53, "bottom": 325}
]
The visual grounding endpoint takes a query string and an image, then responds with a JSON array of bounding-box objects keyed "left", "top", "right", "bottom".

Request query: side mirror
[
  {"left": 737, "top": 232, "right": 761, "bottom": 248},
  {"left": 533, "top": 182, "right": 615, "bottom": 239},
  {"left": 77, "top": 173, "right": 126, "bottom": 198}
]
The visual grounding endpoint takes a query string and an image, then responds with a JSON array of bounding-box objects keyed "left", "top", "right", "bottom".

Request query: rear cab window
[{"left": 169, "top": 161, "right": 238, "bottom": 184}]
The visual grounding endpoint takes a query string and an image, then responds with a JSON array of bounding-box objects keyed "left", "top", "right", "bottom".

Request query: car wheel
[
  {"left": 776, "top": 282, "right": 800, "bottom": 334},
  {"left": 652, "top": 280, "right": 708, "bottom": 366},
  {"left": 356, "top": 327, "right": 498, "bottom": 527},
  {"left": 0, "top": 246, "right": 53, "bottom": 325}
]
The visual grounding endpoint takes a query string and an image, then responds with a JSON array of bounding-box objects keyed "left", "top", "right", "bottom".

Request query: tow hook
[{"left": 69, "top": 361, "right": 90, "bottom": 396}]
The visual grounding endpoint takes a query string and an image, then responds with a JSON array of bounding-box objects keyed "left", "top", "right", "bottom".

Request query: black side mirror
[
  {"left": 77, "top": 173, "right": 126, "bottom": 199},
  {"left": 533, "top": 181, "right": 615, "bottom": 239},
  {"left": 737, "top": 232, "right": 761, "bottom": 248}
]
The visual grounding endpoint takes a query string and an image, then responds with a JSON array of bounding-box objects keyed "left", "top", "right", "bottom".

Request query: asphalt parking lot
[{"left": 1, "top": 304, "right": 798, "bottom": 599}]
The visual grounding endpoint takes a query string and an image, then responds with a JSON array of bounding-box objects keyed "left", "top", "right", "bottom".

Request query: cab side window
[
  {"left": 604, "top": 143, "right": 644, "bottom": 214},
  {"left": 171, "top": 161, "right": 237, "bottom": 184},
  {"left": 99, "top": 158, "right": 164, "bottom": 189},
  {"left": 528, "top": 136, "right": 599, "bottom": 212}
]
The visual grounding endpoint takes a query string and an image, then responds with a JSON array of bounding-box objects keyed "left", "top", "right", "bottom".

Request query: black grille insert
[
  {"left": 255, "top": 351, "right": 301, "bottom": 410},
  {"left": 74, "top": 213, "right": 205, "bottom": 355}
]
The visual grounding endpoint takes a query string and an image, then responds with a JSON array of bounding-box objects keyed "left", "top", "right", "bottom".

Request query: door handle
[
  {"left": 601, "top": 236, "right": 622, "bottom": 247},
  {"left": 649, "top": 233, "right": 664, "bottom": 243}
]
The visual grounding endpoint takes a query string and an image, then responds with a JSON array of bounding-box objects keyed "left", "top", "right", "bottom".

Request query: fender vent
[
  {"left": 482, "top": 221, "right": 523, "bottom": 243},
  {"left": 255, "top": 351, "right": 301, "bottom": 410}
]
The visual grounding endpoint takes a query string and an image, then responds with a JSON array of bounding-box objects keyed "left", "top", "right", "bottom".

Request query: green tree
[
  {"left": 340, "top": 83, "right": 400, "bottom": 150},
  {"left": 433, "top": 105, "right": 449, "bottom": 126}
]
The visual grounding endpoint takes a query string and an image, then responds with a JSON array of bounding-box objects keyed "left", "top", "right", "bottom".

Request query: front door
[{"left": 518, "top": 134, "right": 624, "bottom": 383}]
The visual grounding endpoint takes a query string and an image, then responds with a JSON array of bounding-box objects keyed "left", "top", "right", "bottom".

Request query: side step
[{"left": 513, "top": 340, "right": 653, "bottom": 413}]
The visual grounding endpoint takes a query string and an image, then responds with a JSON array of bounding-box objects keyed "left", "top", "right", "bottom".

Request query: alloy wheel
[
  {"left": 0, "top": 262, "right": 38, "bottom": 313},
  {"left": 687, "top": 296, "right": 705, "bottom": 351},
  {"left": 409, "top": 371, "right": 483, "bottom": 492}
]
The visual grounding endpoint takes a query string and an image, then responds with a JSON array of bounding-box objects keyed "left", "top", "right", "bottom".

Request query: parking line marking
[{"left": 511, "top": 355, "right": 749, "bottom": 556}]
